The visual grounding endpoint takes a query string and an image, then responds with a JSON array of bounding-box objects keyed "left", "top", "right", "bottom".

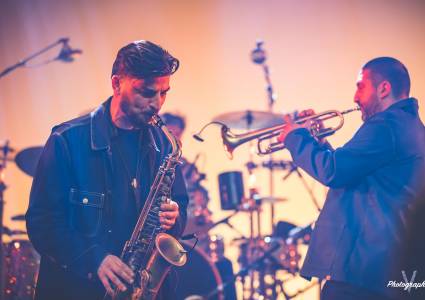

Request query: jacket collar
[
  {"left": 90, "top": 97, "right": 160, "bottom": 152},
  {"left": 387, "top": 97, "right": 418, "bottom": 113}
]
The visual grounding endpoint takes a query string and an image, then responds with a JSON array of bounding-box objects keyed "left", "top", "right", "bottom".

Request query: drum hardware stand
[
  {"left": 233, "top": 84, "right": 268, "bottom": 300},
  {"left": 0, "top": 140, "right": 14, "bottom": 299},
  {"left": 200, "top": 242, "right": 281, "bottom": 300},
  {"left": 202, "top": 239, "right": 310, "bottom": 300}
]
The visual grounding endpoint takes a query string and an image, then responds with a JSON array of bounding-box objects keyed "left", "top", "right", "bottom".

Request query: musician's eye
[{"left": 136, "top": 87, "right": 156, "bottom": 98}]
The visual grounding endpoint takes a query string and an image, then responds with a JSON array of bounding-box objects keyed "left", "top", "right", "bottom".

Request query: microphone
[
  {"left": 56, "top": 38, "right": 82, "bottom": 62},
  {"left": 251, "top": 40, "right": 266, "bottom": 64},
  {"left": 192, "top": 134, "right": 204, "bottom": 142}
]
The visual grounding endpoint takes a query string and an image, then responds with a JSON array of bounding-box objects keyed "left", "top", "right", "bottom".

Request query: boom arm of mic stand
[
  {"left": 293, "top": 168, "right": 322, "bottom": 212},
  {"left": 196, "top": 211, "right": 245, "bottom": 238},
  {"left": 281, "top": 162, "right": 322, "bottom": 211},
  {"left": 0, "top": 38, "right": 67, "bottom": 79}
]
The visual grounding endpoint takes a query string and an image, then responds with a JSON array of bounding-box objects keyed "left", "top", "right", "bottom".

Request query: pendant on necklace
[{"left": 131, "top": 178, "right": 138, "bottom": 189}]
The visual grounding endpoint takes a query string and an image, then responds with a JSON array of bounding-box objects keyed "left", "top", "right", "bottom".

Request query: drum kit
[
  {"left": 176, "top": 106, "right": 326, "bottom": 300},
  {"left": 0, "top": 142, "right": 43, "bottom": 299},
  {"left": 186, "top": 95, "right": 359, "bottom": 300}
]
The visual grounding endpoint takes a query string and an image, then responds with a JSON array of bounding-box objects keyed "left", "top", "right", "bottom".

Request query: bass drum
[
  {"left": 3, "top": 239, "right": 40, "bottom": 300},
  {"left": 172, "top": 241, "right": 224, "bottom": 300}
]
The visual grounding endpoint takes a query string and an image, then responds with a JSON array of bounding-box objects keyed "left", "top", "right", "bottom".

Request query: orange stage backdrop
[{"left": 1, "top": 1, "right": 425, "bottom": 299}]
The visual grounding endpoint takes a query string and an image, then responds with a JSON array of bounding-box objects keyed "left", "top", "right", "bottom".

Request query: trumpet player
[{"left": 278, "top": 57, "right": 425, "bottom": 300}]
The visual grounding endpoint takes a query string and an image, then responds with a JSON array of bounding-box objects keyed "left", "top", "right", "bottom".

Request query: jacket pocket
[{"left": 69, "top": 188, "right": 105, "bottom": 238}]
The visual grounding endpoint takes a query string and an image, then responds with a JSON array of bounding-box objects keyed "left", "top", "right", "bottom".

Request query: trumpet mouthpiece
[{"left": 341, "top": 107, "right": 361, "bottom": 114}]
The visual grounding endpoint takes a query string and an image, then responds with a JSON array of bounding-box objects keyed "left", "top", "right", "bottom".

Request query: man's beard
[
  {"left": 362, "top": 97, "right": 382, "bottom": 121},
  {"left": 121, "top": 101, "right": 154, "bottom": 129},
  {"left": 128, "top": 113, "right": 150, "bottom": 128}
]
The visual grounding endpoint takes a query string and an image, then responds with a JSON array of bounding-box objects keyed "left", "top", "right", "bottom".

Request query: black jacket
[
  {"left": 26, "top": 98, "right": 189, "bottom": 299},
  {"left": 285, "top": 98, "right": 425, "bottom": 298}
]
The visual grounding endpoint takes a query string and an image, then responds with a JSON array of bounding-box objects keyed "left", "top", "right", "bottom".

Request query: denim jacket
[{"left": 26, "top": 98, "right": 188, "bottom": 299}]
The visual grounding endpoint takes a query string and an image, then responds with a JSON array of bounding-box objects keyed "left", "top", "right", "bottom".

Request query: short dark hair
[
  {"left": 363, "top": 57, "right": 410, "bottom": 99},
  {"left": 111, "top": 40, "right": 179, "bottom": 78},
  {"left": 161, "top": 113, "right": 186, "bottom": 130}
]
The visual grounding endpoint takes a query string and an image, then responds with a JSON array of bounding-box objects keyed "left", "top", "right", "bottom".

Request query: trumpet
[{"left": 194, "top": 107, "right": 360, "bottom": 159}]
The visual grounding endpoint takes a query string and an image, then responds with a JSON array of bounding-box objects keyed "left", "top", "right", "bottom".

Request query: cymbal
[
  {"left": 11, "top": 214, "right": 25, "bottom": 221},
  {"left": 213, "top": 110, "right": 283, "bottom": 130},
  {"left": 15, "top": 146, "right": 44, "bottom": 177}
]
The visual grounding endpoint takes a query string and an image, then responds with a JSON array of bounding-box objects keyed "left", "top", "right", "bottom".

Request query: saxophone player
[{"left": 26, "top": 40, "right": 189, "bottom": 300}]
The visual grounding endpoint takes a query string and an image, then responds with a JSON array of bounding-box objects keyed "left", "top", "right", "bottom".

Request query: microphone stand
[
  {"left": 0, "top": 37, "right": 68, "bottom": 79},
  {"left": 251, "top": 40, "right": 277, "bottom": 232},
  {"left": 251, "top": 40, "right": 279, "bottom": 299}
]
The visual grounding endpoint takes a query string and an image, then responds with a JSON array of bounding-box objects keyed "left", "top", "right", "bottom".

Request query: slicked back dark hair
[
  {"left": 363, "top": 57, "right": 410, "bottom": 99},
  {"left": 111, "top": 40, "right": 179, "bottom": 79}
]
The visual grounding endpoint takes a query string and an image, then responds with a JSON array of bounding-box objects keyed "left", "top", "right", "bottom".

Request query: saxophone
[{"left": 111, "top": 115, "right": 187, "bottom": 300}]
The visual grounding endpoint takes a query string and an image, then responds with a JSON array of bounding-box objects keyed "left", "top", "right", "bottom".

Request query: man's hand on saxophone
[
  {"left": 97, "top": 198, "right": 179, "bottom": 295},
  {"left": 97, "top": 254, "right": 135, "bottom": 296},
  {"left": 159, "top": 199, "right": 180, "bottom": 230}
]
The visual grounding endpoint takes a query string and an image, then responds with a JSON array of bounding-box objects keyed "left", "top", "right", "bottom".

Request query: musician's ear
[
  {"left": 377, "top": 80, "right": 391, "bottom": 99},
  {"left": 112, "top": 75, "right": 121, "bottom": 96}
]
